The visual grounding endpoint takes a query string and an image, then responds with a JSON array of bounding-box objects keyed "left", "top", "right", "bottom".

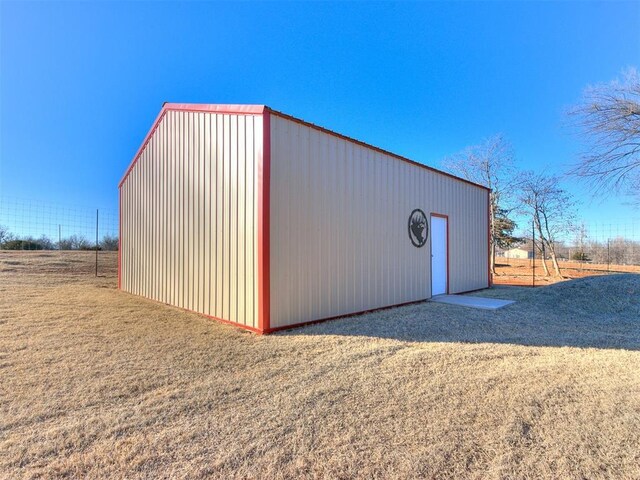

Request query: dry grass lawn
[{"left": 1, "top": 251, "right": 639, "bottom": 479}]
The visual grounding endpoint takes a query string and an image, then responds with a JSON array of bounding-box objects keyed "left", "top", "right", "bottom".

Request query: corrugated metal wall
[
  {"left": 269, "top": 114, "right": 489, "bottom": 329},
  {"left": 120, "top": 110, "right": 262, "bottom": 329}
]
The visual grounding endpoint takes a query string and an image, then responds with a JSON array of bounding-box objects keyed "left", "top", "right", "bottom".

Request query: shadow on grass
[{"left": 280, "top": 274, "right": 640, "bottom": 351}]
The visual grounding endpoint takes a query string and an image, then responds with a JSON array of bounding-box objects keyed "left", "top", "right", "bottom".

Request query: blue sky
[{"left": 1, "top": 1, "right": 639, "bottom": 233}]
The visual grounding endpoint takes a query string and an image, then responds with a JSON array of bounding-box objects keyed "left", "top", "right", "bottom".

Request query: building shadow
[{"left": 279, "top": 274, "right": 640, "bottom": 351}]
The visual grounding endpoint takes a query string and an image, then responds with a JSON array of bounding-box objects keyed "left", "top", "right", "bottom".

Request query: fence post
[
  {"left": 532, "top": 219, "right": 535, "bottom": 288},
  {"left": 95, "top": 209, "right": 99, "bottom": 277}
]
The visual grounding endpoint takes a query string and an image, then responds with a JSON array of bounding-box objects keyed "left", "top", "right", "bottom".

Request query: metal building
[{"left": 119, "top": 104, "right": 490, "bottom": 334}]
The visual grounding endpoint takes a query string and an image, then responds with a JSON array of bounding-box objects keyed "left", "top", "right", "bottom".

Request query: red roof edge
[
  {"left": 264, "top": 107, "right": 490, "bottom": 192},
  {"left": 118, "top": 104, "right": 266, "bottom": 188},
  {"left": 119, "top": 103, "right": 488, "bottom": 193}
]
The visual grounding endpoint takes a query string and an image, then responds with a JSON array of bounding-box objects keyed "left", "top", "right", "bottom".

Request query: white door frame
[{"left": 430, "top": 213, "right": 449, "bottom": 296}]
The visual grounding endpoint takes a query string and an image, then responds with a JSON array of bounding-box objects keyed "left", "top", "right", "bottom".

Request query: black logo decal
[{"left": 408, "top": 209, "right": 428, "bottom": 248}]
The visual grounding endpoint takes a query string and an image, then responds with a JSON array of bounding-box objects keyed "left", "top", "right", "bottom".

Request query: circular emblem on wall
[{"left": 408, "top": 209, "right": 428, "bottom": 248}]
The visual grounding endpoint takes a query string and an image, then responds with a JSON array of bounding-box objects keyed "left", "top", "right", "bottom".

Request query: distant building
[{"left": 502, "top": 247, "right": 534, "bottom": 259}]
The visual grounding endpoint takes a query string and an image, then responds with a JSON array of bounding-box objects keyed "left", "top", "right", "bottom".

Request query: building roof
[{"left": 119, "top": 103, "right": 490, "bottom": 192}]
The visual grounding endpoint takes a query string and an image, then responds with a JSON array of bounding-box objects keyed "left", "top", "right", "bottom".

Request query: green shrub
[{"left": 571, "top": 251, "right": 591, "bottom": 262}]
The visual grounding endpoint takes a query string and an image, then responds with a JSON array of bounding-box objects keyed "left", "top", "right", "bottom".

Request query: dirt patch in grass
[{"left": 1, "top": 252, "right": 639, "bottom": 479}]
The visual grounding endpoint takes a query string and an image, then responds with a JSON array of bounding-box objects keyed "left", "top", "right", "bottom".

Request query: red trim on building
[
  {"left": 487, "top": 189, "right": 492, "bottom": 288},
  {"left": 118, "top": 103, "right": 490, "bottom": 334},
  {"left": 120, "top": 103, "right": 488, "bottom": 192},
  {"left": 119, "top": 290, "right": 266, "bottom": 334},
  {"left": 123, "top": 291, "right": 430, "bottom": 335},
  {"left": 267, "top": 108, "right": 489, "bottom": 192},
  {"left": 455, "top": 286, "right": 491, "bottom": 295},
  {"left": 262, "top": 299, "right": 427, "bottom": 334},
  {"left": 119, "top": 108, "right": 168, "bottom": 188},
  {"left": 257, "top": 110, "right": 271, "bottom": 333},
  {"left": 118, "top": 104, "right": 266, "bottom": 188},
  {"left": 430, "top": 212, "right": 450, "bottom": 295},
  {"left": 118, "top": 187, "right": 122, "bottom": 290},
  {"left": 164, "top": 103, "right": 265, "bottom": 115}
]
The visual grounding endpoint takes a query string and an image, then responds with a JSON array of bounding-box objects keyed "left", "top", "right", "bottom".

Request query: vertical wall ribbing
[
  {"left": 269, "top": 113, "right": 489, "bottom": 329},
  {"left": 120, "top": 110, "right": 261, "bottom": 329}
]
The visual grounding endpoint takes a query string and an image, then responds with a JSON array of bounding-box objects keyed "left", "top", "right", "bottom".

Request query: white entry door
[{"left": 431, "top": 215, "right": 448, "bottom": 296}]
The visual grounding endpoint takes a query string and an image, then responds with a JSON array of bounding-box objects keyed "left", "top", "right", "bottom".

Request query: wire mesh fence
[
  {"left": 560, "top": 223, "right": 640, "bottom": 267},
  {"left": 1, "top": 195, "right": 638, "bottom": 284},
  {"left": 496, "top": 221, "right": 640, "bottom": 286},
  {"left": 0, "top": 196, "right": 118, "bottom": 251}
]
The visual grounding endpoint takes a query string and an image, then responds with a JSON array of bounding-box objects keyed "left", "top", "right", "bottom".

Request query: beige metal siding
[
  {"left": 269, "top": 114, "right": 489, "bottom": 328},
  {"left": 120, "top": 110, "right": 261, "bottom": 328}
]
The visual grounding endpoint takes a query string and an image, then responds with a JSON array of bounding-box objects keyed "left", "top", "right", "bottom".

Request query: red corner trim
[
  {"left": 118, "top": 186, "right": 122, "bottom": 289},
  {"left": 430, "top": 213, "right": 450, "bottom": 295},
  {"left": 487, "top": 189, "right": 492, "bottom": 288},
  {"left": 257, "top": 110, "right": 271, "bottom": 333}
]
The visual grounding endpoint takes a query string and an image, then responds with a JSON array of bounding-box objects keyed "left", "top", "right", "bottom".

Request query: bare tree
[
  {"left": 519, "top": 172, "right": 577, "bottom": 277},
  {"left": 0, "top": 225, "right": 12, "bottom": 246},
  {"left": 36, "top": 235, "right": 55, "bottom": 250},
  {"left": 58, "top": 235, "right": 92, "bottom": 250},
  {"left": 571, "top": 222, "right": 590, "bottom": 261},
  {"left": 100, "top": 234, "right": 119, "bottom": 251},
  {"left": 569, "top": 68, "right": 640, "bottom": 200},
  {"left": 443, "top": 134, "right": 518, "bottom": 275}
]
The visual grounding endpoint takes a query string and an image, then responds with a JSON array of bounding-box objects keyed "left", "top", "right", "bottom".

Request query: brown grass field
[
  {"left": 1, "top": 251, "right": 639, "bottom": 479},
  {"left": 494, "top": 258, "right": 640, "bottom": 287}
]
